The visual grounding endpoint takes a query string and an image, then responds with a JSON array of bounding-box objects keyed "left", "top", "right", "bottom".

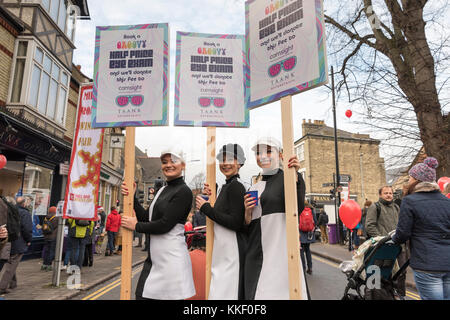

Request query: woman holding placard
[
  {"left": 243, "top": 137, "right": 307, "bottom": 300},
  {"left": 195, "top": 143, "right": 248, "bottom": 300},
  {"left": 121, "top": 148, "right": 195, "bottom": 300}
]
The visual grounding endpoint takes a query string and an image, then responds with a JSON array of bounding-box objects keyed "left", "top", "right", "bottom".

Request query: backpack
[
  {"left": 321, "top": 213, "right": 329, "bottom": 225},
  {"left": 75, "top": 219, "right": 90, "bottom": 227},
  {"left": 299, "top": 208, "right": 315, "bottom": 232},
  {"left": 1, "top": 197, "right": 21, "bottom": 242},
  {"left": 42, "top": 215, "right": 56, "bottom": 235}
]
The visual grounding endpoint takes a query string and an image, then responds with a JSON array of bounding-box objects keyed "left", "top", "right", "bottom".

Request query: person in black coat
[
  {"left": 392, "top": 157, "right": 450, "bottom": 300},
  {"left": 195, "top": 143, "right": 248, "bottom": 300},
  {"left": 0, "top": 197, "right": 32, "bottom": 294}
]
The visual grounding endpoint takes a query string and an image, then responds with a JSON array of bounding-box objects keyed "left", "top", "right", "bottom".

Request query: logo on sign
[
  {"left": 115, "top": 95, "right": 144, "bottom": 108},
  {"left": 268, "top": 56, "right": 297, "bottom": 78},
  {"left": 70, "top": 193, "right": 75, "bottom": 201},
  {"left": 198, "top": 97, "right": 226, "bottom": 108}
]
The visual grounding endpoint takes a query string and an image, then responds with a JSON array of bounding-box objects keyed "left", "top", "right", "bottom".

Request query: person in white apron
[
  {"left": 195, "top": 143, "right": 248, "bottom": 300},
  {"left": 121, "top": 148, "right": 195, "bottom": 300},
  {"left": 243, "top": 137, "right": 307, "bottom": 300}
]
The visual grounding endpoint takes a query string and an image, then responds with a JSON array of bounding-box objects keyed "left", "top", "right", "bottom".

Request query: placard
[
  {"left": 245, "top": 0, "right": 328, "bottom": 108},
  {"left": 92, "top": 23, "right": 169, "bottom": 127},
  {"left": 64, "top": 85, "right": 104, "bottom": 221},
  {"left": 174, "top": 32, "right": 249, "bottom": 127}
]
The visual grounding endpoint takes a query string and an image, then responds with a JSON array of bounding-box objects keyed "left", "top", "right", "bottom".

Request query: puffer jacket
[
  {"left": 392, "top": 182, "right": 450, "bottom": 272},
  {"left": 106, "top": 210, "right": 121, "bottom": 233}
]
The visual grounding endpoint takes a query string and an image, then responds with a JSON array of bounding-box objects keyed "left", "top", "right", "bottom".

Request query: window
[
  {"left": 42, "top": 0, "right": 72, "bottom": 39},
  {"left": 11, "top": 42, "right": 28, "bottom": 102},
  {"left": 11, "top": 40, "right": 70, "bottom": 125},
  {"left": 296, "top": 143, "right": 305, "bottom": 162}
]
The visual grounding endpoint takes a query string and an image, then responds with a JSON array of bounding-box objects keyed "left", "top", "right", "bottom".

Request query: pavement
[
  {"left": 0, "top": 238, "right": 148, "bottom": 300},
  {"left": 0, "top": 238, "right": 416, "bottom": 300},
  {"left": 310, "top": 241, "right": 417, "bottom": 290}
]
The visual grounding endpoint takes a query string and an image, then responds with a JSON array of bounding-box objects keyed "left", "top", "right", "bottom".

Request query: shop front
[{"left": 0, "top": 111, "right": 71, "bottom": 257}]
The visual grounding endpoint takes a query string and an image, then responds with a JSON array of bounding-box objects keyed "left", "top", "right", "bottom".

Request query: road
[{"left": 76, "top": 255, "right": 421, "bottom": 301}]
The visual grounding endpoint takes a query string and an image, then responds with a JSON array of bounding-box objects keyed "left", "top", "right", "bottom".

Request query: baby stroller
[{"left": 340, "top": 234, "right": 409, "bottom": 300}]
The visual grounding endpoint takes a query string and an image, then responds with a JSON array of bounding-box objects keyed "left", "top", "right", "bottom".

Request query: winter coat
[
  {"left": 43, "top": 211, "right": 59, "bottom": 241},
  {"left": 365, "top": 199, "right": 400, "bottom": 237},
  {"left": 106, "top": 210, "right": 121, "bottom": 233},
  {"left": 67, "top": 219, "right": 94, "bottom": 239},
  {"left": 11, "top": 206, "right": 33, "bottom": 255},
  {"left": 300, "top": 207, "right": 317, "bottom": 244},
  {"left": 317, "top": 211, "right": 328, "bottom": 227},
  {"left": 0, "top": 200, "right": 7, "bottom": 252},
  {"left": 392, "top": 182, "right": 450, "bottom": 272}
]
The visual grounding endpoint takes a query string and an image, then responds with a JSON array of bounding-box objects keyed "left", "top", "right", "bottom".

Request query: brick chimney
[{"left": 302, "top": 119, "right": 325, "bottom": 136}]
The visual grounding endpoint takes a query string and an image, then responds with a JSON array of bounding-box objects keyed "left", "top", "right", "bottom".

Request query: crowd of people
[{"left": 0, "top": 138, "right": 449, "bottom": 300}]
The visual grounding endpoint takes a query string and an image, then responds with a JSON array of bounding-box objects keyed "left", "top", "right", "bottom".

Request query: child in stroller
[{"left": 340, "top": 233, "right": 409, "bottom": 300}]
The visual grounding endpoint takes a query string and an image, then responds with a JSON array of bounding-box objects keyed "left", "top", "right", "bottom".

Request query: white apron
[{"left": 141, "top": 186, "right": 196, "bottom": 300}]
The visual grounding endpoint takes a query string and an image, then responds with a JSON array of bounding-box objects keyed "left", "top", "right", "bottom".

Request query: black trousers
[
  {"left": 300, "top": 243, "right": 312, "bottom": 270},
  {"left": 83, "top": 243, "right": 94, "bottom": 266}
]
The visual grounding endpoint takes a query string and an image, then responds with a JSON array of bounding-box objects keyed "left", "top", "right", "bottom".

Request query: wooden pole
[
  {"left": 120, "top": 127, "right": 135, "bottom": 300},
  {"left": 205, "top": 127, "right": 216, "bottom": 299},
  {"left": 280, "top": 95, "right": 304, "bottom": 300}
]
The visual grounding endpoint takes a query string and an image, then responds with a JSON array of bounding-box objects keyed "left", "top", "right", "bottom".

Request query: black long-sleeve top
[
  {"left": 200, "top": 174, "right": 246, "bottom": 231},
  {"left": 133, "top": 177, "right": 193, "bottom": 235}
]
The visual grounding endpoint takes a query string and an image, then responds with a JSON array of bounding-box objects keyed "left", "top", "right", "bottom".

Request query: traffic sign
[
  {"left": 322, "top": 183, "right": 334, "bottom": 187},
  {"left": 340, "top": 175, "right": 352, "bottom": 183}
]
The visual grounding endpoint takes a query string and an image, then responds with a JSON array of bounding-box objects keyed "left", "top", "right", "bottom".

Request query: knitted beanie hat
[{"left": 408, "top": 157, "right": 439, "bottom": 183}]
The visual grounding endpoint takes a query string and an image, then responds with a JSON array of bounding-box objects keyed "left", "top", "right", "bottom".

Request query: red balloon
[
  {"left": 0, "top": 155, "right": 6, "bottom": 170},
  {"left": 345, "top": 110, "right": 352, "bottom": 118},
  {"left": 339, "top": 200, "right": 362, "bottom": 230},
  {"left": 184, "top": 221, "right": 193, "bottom": 232},
  {"left": 438, "top": 177, "right": 450, "bottom": 191}
]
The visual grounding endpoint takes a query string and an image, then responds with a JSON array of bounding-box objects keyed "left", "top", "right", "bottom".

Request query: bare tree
[
  {"left": 324, "top": 0, "right": 450, "bottom": 177},
  {"left": 189, "top": 172, "right": 206, "bottom": 194}
]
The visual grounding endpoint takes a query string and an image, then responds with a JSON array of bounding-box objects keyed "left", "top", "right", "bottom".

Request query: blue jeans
[
  {"left": 107, "top": 231, "right": 117, "bottom": 252},
  {"left": 413, "top": 270, "right": 450, "bottom": 300},
  {"left": 43, "top": 239, "right": 56, "bottom": 266},
  {"left": 64, "top": 238, "right": 72, "bottom": 266},
  {"left": 70, "top": 237, "right": 87, "bottom": 269}
]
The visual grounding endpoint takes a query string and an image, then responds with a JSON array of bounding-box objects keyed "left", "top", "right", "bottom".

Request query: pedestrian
[
  {"left": 0, "top": 197, "right": 32, "bottom": 294},
  {"left": 244, "top": 137, "right": 306, "bottom": 300},
  {"left": 134, "top": 230, "right": 143, "bottom": 247},
  {"left": 114, "top": 210, "right": 123, "bottom": 255},
  {"left": 105, "top": 206, "right": 121, "bottom": 256},
  {"left": 41, "top": 206, "right": 58, "bottom": 271},
  {"left": 317, "top": 209, "right": 329, "bottom": 244},
  {"left": 392, "top": 157, "right": 450, "bottom": 300},
  {"left": 62, "top": 235, "right": 71, "bottom": 270},
  {"left": 364, "top": 185, "right": 408, "bottom": 297},
  {"left": 83, "top": 219, "right": 95, "bottom": 267},
  {"left": 299, "top": 201, "right": 317, "bottom": 275},
  {"left": 67, "top": 217, "right": 94, "bottom": 271},
  {"left": 360, "top": 199, "right": 372, "bottom": 240},
  {"left": 195, "top": 143, "right": 248, "bottom": 300},
  {"left": 0, "top": 197, "right": 8, "bottom": 257},
  {"left": 97, "top": 207, "right": 106, "bottom": 233},
  {"left": 121, "top": 148, "right": 195, "bottom": 300}
]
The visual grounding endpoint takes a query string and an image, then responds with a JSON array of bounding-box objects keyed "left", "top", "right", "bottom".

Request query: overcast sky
[{"left": 72, "top": 0, "right": 390, "bottom": 185}]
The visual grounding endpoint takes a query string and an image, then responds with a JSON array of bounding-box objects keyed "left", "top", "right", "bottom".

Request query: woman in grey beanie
[{"left": 392, "top": 157, "right": 450, "bottom": 300}]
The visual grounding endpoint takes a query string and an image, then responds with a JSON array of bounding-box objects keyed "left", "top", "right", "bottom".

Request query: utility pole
[{"left": 331, "top": 66, "right": 344, "bottom": 244}]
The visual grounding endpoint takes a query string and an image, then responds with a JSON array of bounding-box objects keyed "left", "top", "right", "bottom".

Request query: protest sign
[
  {"left": 174, "top": 32, "right": 249, "bottom": 127},
  {"left": 92, "top": 23, "right": 169, "bottom": 127}
]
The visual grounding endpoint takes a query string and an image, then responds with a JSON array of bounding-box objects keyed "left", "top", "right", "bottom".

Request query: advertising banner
[
  {"left": 64, "top": 85, "right": 104, "bottom": 221},
  {"left": 174, "top": 32, "right": 249, "bottom": 127},
  {"left": 245, "top": 0, "right": 328, "bottom": 108},
  {"left": 92, "top": 23, "right": 169, "bottom": 127}
]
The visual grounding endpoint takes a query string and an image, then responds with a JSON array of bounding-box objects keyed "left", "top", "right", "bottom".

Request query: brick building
[
  {"left": 294, "top": 120, "right": 386, "bottom": 223},
  {"left": 0, "top": 1, "right": 90, "bottom": 255}
]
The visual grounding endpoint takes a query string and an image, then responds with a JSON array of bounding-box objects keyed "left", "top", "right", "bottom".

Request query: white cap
[
  {"left": 160, "top": 148, "right": 185, "bottom": 163},
  {"left": 251, "top": 137, "right": 283, "bottom": 152}
]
